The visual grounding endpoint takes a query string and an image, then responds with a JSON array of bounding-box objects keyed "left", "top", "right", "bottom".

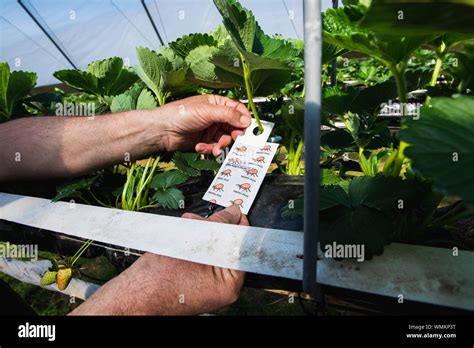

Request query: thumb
[
  {"left": 203, "top": 104, "right": 251, "bottom": 129},
  {"left": 207, "top": 205, "right": 242, "bottom": 225}
]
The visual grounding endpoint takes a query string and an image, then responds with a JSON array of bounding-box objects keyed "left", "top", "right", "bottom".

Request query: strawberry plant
[
  {"left": 53, "top": 57, "right": 138, "bottom": 111},
  {"left": 134, "top": 47, "right": 198, "bottom": 106},
  {"left": 0, "top": 62, "right": 37, "bottom": 121},
  {"left": 40, "top": 240, "right": 92, "bottom": 291},
  {"left": 172, "top": 0, "right": 301, "bottom": 133},
  {"left": 282, "top": 0, "right": 474, "bottom": 258},
  {"left": 110, "top": 83, "right": 157, "bottom": 112}
]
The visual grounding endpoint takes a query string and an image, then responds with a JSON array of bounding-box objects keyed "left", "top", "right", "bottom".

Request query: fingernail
[
  {"left": 227, "top": 204, "right": 241, "bottom": 217},
  {"left": 196, "top": 144, "right": 205, "bottom": 151},
  {"left": 240, "top": 115, "right": 251, "bottom": 126}
]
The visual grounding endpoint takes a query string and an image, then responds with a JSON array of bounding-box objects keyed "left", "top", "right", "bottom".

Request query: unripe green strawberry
[
  {"left": 56, "top": 267, "right": 72, "bottom": 290},
  {"left": 40, "top": 271, "right": 58, "bottom": 286}
]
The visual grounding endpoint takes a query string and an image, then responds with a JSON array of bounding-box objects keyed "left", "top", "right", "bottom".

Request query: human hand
[
  {"left": 70, "top": 205, "right": 248, "bottom": 315},
  {"left": 157, "top": 94, "right": 251, "bottom": 156}
]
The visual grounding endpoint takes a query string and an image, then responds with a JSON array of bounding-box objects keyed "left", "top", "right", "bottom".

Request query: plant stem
[
  {"left": 430, "top": 207, "right": 474, "bottom": 229},
  {"left": 138, "top": 203, "right": 161, "bottom": 211},
  {"left": 70, "top": 239, "right": 94, "bottom": 266},
  {"left": 132, "top": 157, "right": 159, "bottom": 211},
  {"left": 131, "top": 158, "right": 151, "bottom": 211},
  {"left": 122, "top": 163, "right": 135, "bottom": 210},
  {"left": 390, "top": 64, "right": 407, "bottom": 109},
  {"left": 78, "top": 195, "right": 93, "bottom": 206},
  {"left": 425, "top": 42, "right": 446, "bottom": 106},
  {"left": 287, "top": 131, "right": 296, "bottom": 174},
  {"left": 292, "top": 138, "right": 304, "bottom": 175},
  {"left": 240, "top": 53, "right": 264, "bottom": 133},
  {"left": 88, "top": 189, "right": 113, "bottom": 208}
]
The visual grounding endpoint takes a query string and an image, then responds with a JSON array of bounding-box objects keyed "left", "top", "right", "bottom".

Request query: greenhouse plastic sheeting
[{"left": 0, "top": 0, "right": 333, "bottom": 87}]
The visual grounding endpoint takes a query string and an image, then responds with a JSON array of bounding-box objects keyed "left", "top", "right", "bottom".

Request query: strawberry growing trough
[{"left": 0, "top": 0, "right": 473, "bottom": 314}]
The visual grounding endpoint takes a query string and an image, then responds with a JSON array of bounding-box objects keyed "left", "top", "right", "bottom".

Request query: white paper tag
[
  {"left": 202, "top": 138, "right": 279, "bottom": 214},
  {"left": 238, "top": 119, "right": 275, "bottom": 147}
]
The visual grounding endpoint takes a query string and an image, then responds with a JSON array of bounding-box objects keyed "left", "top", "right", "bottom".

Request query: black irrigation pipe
[
  {"left": 17, "top": 0, "right": 77, "bottom": 69},
  {"left": 140, "top": 0, "right": 165, "bottom": 46}
]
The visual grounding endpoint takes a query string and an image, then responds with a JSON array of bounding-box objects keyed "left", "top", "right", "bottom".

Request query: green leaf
[
  {"left": 213, "top": 0, "right": 258, "bottom": 53},
  {"left": 319, "top": 175, "right": 438, "bottom": 258},
  {"left": 173, "top": 152, "right": 219, "bottom": 176},
  {"left": 323, "top": 5, "right": 435, "bottom": 66},
  {"left": 22, "top": 92, "right": 63, "bottom": 115},
  {"left": 173, "top": 152, "right": 201, "bottom": 177},
  {"left": 110, "top": 83, "right": 157, "bottom": 112},
  {"left": 281, "top": 195, "right": 304, "bottom": 219},
  {"left": 185, "top": 45, "right": 243, "bottom": 89},
  {"left": 321, "top": 184, "right": 352, "bottom": 210},
  {"left": 53, "top": 70, "right": 98, "bottom": 95},
  {"left": 361, "top": 0, "right": 474, "bottom": 35},
  {"left": 450, "top": 43, "right": 474, "bottom": 93},
  {"left": 0, "top": 62, "right": 9, "bottom": 113},
  {"left": 399, "top": 96, "right": 474, "bottom": 205},
  {"left": 280, "top": 97, "right": 304, "bottom": 137},
  {"left": 150, "top": 170, "right": 189, "bottom": 190},
  {"left": 322, "top": 43, "right": 348, "bottom": 66},
  {"left": 0, "top": 62, "right": 37, "bottom": 120},
  {"left": 321, "top": 167, "right": 343, "bottom": 185},
  {"left": 321, "top": 128, "right": 356, "bottom": 151},
  {"left": 135, "top": 47, "right": 197, "bottom": 104},
  {"left": 54, "top": 57, "right": 136, "bottom": 97},
  {"left": 431, "top": 33, "right": 474, "bottom": 53},
  {"left": 212, "top": 0, "right": 299, "bottom": 96},
  {"left": 154, "top": 187, "right": 185, "bottom": 209},
  {"left": 170, "top": 33, "right": 218, "bottom": 58},
  {"left": 110, "top": 94, "right": 134, "bottom": 113},
  {"left": 191, "top": 159, "right": 221, "bottom": 171},
  {"left": 320, "top": 205, "right": 391, "bottom": 258},
  {"left": 136, "top": 88, "right": 157, "bottom": 110},
  {"left": 52, "top": 176, "right": 97, "bottom": 202}
]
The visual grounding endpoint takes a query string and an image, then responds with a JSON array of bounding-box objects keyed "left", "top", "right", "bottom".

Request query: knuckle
[
  {"left": 211, "top": 211, "right": 234, "bottom": 224},
  {"left": 224, "top": 107, "right": 240, "bottom": 120},
  {"left": 221, "top": 278, "right": 243, "bottom": 305}
]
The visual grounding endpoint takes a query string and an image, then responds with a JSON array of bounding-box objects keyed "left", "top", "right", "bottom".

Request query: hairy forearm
[
  {"left": 0, "top": 110, "right": 168, "bottom": 181},
  {"left": 69, "top": 253, "right": 235, "bottom": 316}
]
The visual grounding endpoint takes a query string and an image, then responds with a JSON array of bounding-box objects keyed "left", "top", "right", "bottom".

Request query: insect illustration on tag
[
  {"left": 236, "top": 183, "right": 251, "bottom": 192},
  {"left": 261, "top": 144, "right": 272, "bottom": 152},
  {"left": 254, "top": 156, "right": 265, "bottom": 163},
  {"left": 220, "top": 169, "right": 232, "bottom": 177},
  {"left": 228, "top": 157, "right": 241, "bottom": 164},
  {"left": 212, "top": 183, "right": 224, "bottom": 192},
  {"left": 235, "top": 145, "right": 247, "bottom": 153},
  {"left": 245, "top": 168, "right": 258, "bottom": 177}
]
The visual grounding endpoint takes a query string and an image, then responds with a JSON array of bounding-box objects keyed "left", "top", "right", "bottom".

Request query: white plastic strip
[
  {"left": 0, "top": 257, "right": 99, "bottom": 300},
  {"left": 1, "top": 192, "right": 473, "bottom": 310},
  {"left": 0, "top": 193, "right": 304, "bottom": 280}
]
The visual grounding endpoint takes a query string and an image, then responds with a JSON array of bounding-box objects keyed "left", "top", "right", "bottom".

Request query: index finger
[{"left": 206, "top": 95, "right": 251, "bottom": 118}]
